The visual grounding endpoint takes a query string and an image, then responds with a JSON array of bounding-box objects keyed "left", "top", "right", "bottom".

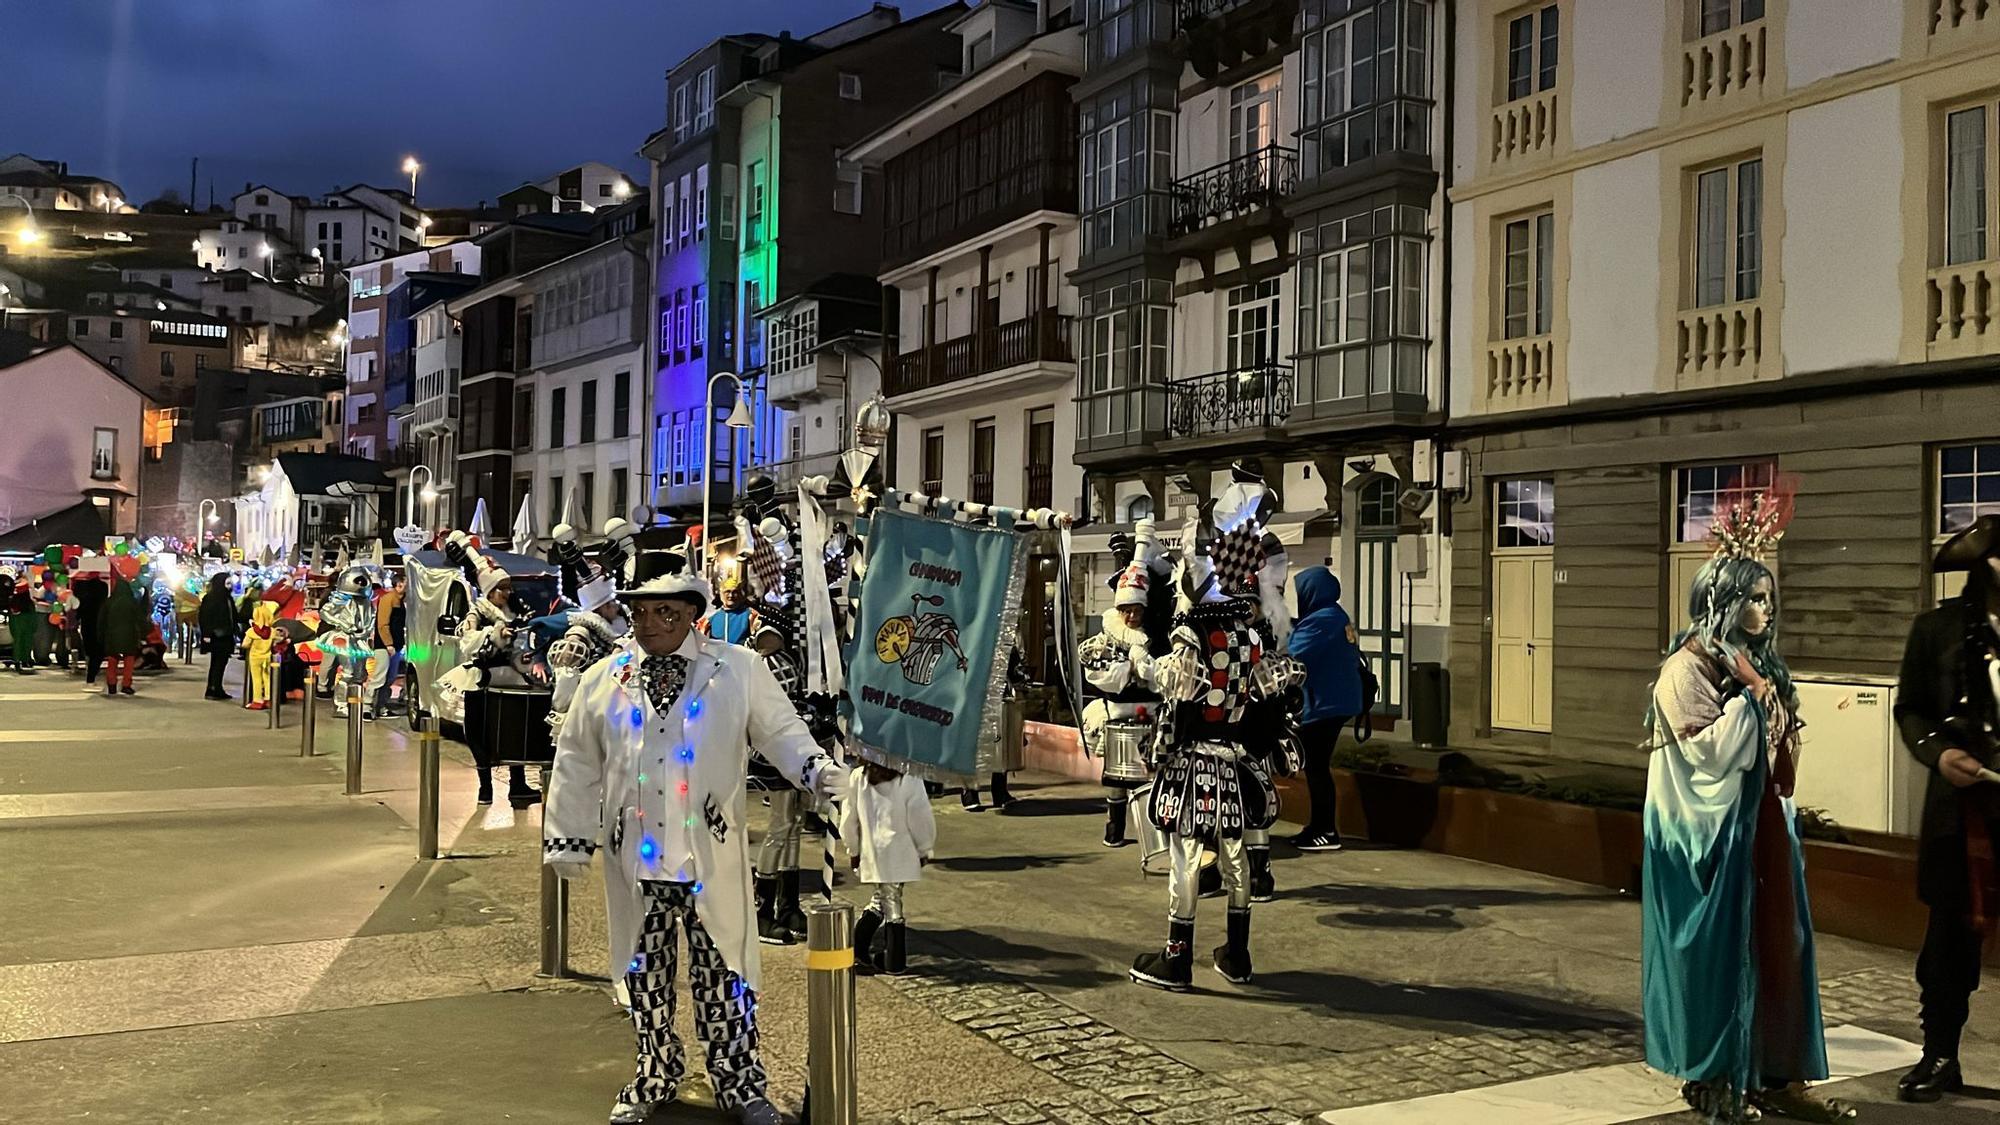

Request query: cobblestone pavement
[{"left": 879, "top": 957, "right": 1929, "bottom": 1124}]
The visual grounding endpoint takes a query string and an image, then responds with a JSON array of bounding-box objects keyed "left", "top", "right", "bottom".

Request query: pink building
[{"left": 0, "top": 345, "right": 147, "bottom": 539}]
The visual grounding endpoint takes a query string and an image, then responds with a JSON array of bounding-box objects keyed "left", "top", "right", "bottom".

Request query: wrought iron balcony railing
[
  {"left": 1168, "top": 144, "right": 1298, "bottom": 239},
  {"left": 1167, "top": 364, "right": 1295, "bottom": 439},
  {"left": 886, "top": 314, "right": 1073, "bottom": 398},
  {"left": 1175, "top": 0, "right": 1251, "bottom": 30}
]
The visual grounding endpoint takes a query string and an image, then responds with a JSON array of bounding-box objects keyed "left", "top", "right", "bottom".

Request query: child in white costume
[{"left": 840, "top": 760, "right": 937, "bottom": 975}]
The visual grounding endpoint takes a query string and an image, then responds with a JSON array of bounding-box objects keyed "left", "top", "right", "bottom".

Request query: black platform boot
[
  {"left": 1248, "top": 847, "right": 1275, "bottom": 902},
  {"left": 1213, "top": 907, "right": 1253, "bottom": 984},
  {"left": 851, "top": 908, "right": 884, "bottom": 973},
  {"left": 988, "top": 772, "right": 1015, "bottom": 810},
  {"left": 756, "top": 872, "right": 796, "bottom": 940},
  {"left": 1129, "top": 917, "right": 1195, "bottom": 992},
  {"left": 756, "top": 875, "right": 791, "bottom": 946},
  {"left": 879, "top": 921, "right": 909, "bottom": 976},
  {"left": 1104, "top": 797, "right": 1131, "bottom": 848},
  {"left": 506, "top": 765, "right": 538, "bottom": 808},
  {"left": 476, "top": 768, "right": 494, "bottom": 806},
  {"left": 780, "top": 869, "right": 810, "bottom": 942}
]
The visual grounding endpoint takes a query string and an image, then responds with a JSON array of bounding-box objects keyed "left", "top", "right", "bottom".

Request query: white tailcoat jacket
[{"left": 544, "top": 632, "right": 832, "bottom": 991}]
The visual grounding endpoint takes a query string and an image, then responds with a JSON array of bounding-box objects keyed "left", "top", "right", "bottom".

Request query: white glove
[
  {"left": 547, "top": 858, "right": 590, "bottom": 882},
  {"left": 809, "top": 761, "right": 841, "bottom": 804}
]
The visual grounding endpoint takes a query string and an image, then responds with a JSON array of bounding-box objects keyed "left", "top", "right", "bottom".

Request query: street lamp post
[
  {"left": 409, "top": 464, "right": 437, "bottom": 529},
  {"left": 700, "top": 372, "right": 756, "bottom": 569},
  {"left": 196, "top": 498, "right": 220, "bottom": 552},
  {"left": 402, "top": 157, "right": 421, "bottom": 202},
  {"left": 1, "top": 191, "right": 40, "bottom": 247}
]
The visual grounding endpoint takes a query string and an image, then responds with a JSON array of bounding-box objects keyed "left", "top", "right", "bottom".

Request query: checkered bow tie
[{"left": 638, "top": 654, "right": 689, "bottom": 713}]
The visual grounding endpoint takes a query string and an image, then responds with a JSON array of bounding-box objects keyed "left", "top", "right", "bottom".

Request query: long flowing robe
[{"left": 1642, "top": 644, "right": 1828, "bottom": 1091}]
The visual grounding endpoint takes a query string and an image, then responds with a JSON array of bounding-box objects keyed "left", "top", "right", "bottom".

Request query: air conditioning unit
[{"left": 1790, "top": 675, "right": 1920, "bottom": 835}]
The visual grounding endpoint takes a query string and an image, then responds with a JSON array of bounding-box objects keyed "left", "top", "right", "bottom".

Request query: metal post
[
  {"left": 805, "top": 899, "right": 858, "bottom": 1125},
  {"left": 537, "top": 821, "right": 571, "bottom": 978},
  {"left": 299, "top": 681, "right": 317, "bottom": 756},
  {"left": 269, "top": 651, "right": 284, "bottom": 729},
  {"left": 417, "top": 720, "right": 441, "bottom": 860},
  {"left": 344, "top": 687, "right": 363, "bottom": 795}
]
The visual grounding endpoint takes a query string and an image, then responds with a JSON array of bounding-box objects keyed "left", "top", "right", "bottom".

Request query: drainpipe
[{"left": 1436, "top": 0, "right": 1457, "bottom": 472}]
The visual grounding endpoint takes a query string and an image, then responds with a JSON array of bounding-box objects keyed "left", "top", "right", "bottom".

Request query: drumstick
[{"left": 1979, "top": 768, "right": 2000, "bottom": 785}]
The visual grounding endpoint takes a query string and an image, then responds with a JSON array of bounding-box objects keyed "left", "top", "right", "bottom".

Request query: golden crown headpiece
[{"left": 1709, "top": 482, "right": 1794, "bottom": 564}]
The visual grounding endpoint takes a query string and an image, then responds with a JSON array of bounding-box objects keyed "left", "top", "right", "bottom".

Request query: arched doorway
[{"left": 1350, "top": 475, "right": 1404, "bottom": 717}]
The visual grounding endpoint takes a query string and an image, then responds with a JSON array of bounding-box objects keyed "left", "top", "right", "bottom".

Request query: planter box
[{"left": 1330, "top": 767, "right": 1925, "bottom": 952}]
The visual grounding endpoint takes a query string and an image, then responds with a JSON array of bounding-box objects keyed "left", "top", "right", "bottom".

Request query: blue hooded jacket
[{"left": 1288, "top": 566, "right": 1362, "bottom": 722}]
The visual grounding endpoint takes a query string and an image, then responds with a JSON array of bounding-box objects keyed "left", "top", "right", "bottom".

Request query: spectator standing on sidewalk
[
  {"left": 841, "top": 759, "right": 937, "bottom": 976},
  {"left": 3, "top": 570, "right": 33, "bottom": 674},
  {"left": 1286, "top": 566, "right": 1361, "bottom": 851},
  {"left": 99, "top": 574, "right": 143, "bottom": 696},
  {"left": 198, "top": 576, "right": 237, "bottom": 700},
  {"left": 73, "top": 573, "right": 108, "bottom": 685}
]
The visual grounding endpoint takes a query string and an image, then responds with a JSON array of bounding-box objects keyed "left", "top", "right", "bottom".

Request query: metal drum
[
  {"left": 974, "top": 693, "right": 1028, "bottom": 775},
  {"left": 465, "top": 686, "right": 556, "bottom": 768},
  {"left": 1098, "top": 722, "right": 1152, "bottom": 784},
  {"left": 1130, "top": 782, "right": 1169, "bottom": 876}
]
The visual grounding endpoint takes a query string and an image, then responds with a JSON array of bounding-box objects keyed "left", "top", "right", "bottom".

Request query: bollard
[
  {"left": 344, "top": 688, "right": 364, "bottom": 795},
  {"left": 416, "top": 720, "right": 441, "bottom": 860},
  {"left": 537, "top": 856, "right": 571, "bottom": 978},
  {"left": 298, "top": 683, "right": 317, "bottom": 756},
  {"left": 269, "top": 651, "right": 285, "bottom": 730},
  {"left": 805, "top": 899, "right": 859, "bottom": 1125}
]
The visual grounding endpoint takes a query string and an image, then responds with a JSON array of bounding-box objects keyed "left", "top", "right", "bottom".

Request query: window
[
  {"left": 1675, "top": 461, "right": 1775, "bottom": 543},
  {"left": 745, "top": 163, "right": 766, "bottom": 245},
  {"left": 1080, "top": 90, "right": 1175, "bottom": 254},
  {"left": 1502, "top": 210, "right": 1555, "bottom": 338},
  {"left": 1693, "top": 156, "right": 1762, "bottom": 307},
  {"left": 719, "top": 164, "right": 738, "bottom": 241},
  {"left": 971, "top": 419, "right": 996, "bottom": 504},
  {"left": 1946, "top": 105, "right": 1991, "bottom": 266},
  {"left": 160, "top": 351, "right": 176, "bottom": 379},
  {"left": 110, "top": 320, "right": 124, "bottom": 339},
  {"left": 613, "top": 371, "right": 630, "bottom": 438},
  {"left": 1225, "top": 277, "right": 1282, "bottom": 370},
  {"left": 673, "top": 84, "right": 691, "bottom": 139},
  {"left": 1228, "top": 73, "right": 1281, "bottom": 159},
  {"left": 921, "top": 428, "right": 945, "bottom": 497},
  {"left": 695, "top": 165, "right": 709, "bottom": 239},
  {"left": 969, "top": 31, "right": 995, "bottom": 70},
  {"left": 549, "top": 475, "right": 564, "bottom": 527},
  {"left": 579, "top": 471, "right": 595, "bottom": 526},
  {"left": 695, "top": 67, "right": 716, "bottom": 131},
  {"left": 549, "top": 385, "right": 567, "bottom": 448},
  {"left": 839, "top": 72, "right": 862, "bottom": 100},
  {"left": 1295, "top": 206, "right": 1430, "bottom": 400},
  {"left": 1698, "top": 0, "right": 1765, "bottom": 36},
  {"left": 611, "top": 466, "right": 629, "bottom": 521},
  {"left": 1505, "top": 4, "right": 1559, "bottom": 102},
  {"left": 1026, "top": 407, "right": 1055, "bottom": 508},
  {"left": 108, "top": 355, "right": 122, "bottom": 372},
  {"left": 834, "top": 166, "right": 863, "bottom": 215},
  {"left": 580, "top": 379, "right": 598, "bottom": 443},
  {"left": 73, "top": 318, "right": 88, "bottom": 337},
  {"left": 678, "top": 173, "right": 693, "bottom": 244},
  {"left": 515, "top": 387, "right": 535, "bottom": 450},
  {"left": 1940, "top": 443, "right": 2000, "bottom": 535},
  {"left": 1125, "top": 493, "right": 1155, "bottom": 522},
  {"left": 789, "top": 424, "right": 802, "bottom": 463},
  {"left": 91, "top": 427, "right": 117, "bottom": 479},
  {"left": 195, "top": 353, "right": 207, "bottom": 371},
  {"left": 662, "top": 181, "right": 677, "bottom": 249},
  {"left": 1494, "top": 478, "right": 1555, "bottom": 548},
  {"left": 692, "top": 286, "right": 706, "bottom": 359},
  {"left": 771, "top": 305, "right": 817, "bottom": 374}
]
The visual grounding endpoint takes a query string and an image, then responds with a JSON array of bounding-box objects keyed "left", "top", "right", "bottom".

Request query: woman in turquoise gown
[{"left": 1642, "top": 553, "right": 1856, "bottom": 1123}]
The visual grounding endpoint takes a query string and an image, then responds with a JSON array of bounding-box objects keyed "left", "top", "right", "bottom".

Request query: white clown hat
[{"left": 1113, "top": 561, "right": 1150, "bottom": 608}]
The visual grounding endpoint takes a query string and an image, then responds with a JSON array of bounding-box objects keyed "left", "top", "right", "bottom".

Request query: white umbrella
[
  {"left": 558, "top": 486, "right": 580, "bottom": 535},
  {"left": 469, "top": 498, "right": 492, "bottom": 543},
  {"left": 512, "top": 493, "right": 537, "bottom": 550}
]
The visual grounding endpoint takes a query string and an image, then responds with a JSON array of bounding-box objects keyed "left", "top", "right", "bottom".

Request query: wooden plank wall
[
  {"left": 1448, "top": 463, "right": 1488, "bottom": 742},
  {"left": 1550, "top": 463, "right": 1664, "bottom": 765},
  {"left": 1777, "top": 442, "right": 1925, "bottom": 679}
]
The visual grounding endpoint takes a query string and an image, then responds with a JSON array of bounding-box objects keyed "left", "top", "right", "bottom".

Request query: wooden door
[{"left": 1492, "top": 551, "right": 1554, "bottom": 732}]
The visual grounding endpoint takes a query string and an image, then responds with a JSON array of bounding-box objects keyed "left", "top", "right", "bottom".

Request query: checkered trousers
[{"left": 623, "top": 880, "right": 768, "bottom": 1110}]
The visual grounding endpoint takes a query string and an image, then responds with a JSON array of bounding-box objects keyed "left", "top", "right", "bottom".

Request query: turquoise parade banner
[{"left": 846, "top": 504, "right": 1024, "bottom": 780}]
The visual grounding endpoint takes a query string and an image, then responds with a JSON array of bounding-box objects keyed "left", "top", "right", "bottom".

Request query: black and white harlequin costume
[
  {"left": 546, "top": 519, "right": 636, "bottom": 738},
  {"left": 1077, "top": 518, "right": 1174, "bottom": 848},
  {"left": 1206, "top": 462, "right": 1294, "bottom": 902},
  {"left": 543, "top": 561, "right": 837, "bottom": 1125},
  {"left": 735, "top": 502, "right": 840, "bottom": 947},
  {"left": 1128, "top": 523, "right": 1302, "bottom": 993}
]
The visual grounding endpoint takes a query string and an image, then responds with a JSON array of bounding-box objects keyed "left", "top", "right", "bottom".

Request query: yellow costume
[{"left": 241, "top": 601, "right": 279, "bottom": 710}]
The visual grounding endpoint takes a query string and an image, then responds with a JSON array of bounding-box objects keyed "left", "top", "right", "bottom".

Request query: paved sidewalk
[{"left": 3, "top": 657, "right": 1996, "bottom": 1123}]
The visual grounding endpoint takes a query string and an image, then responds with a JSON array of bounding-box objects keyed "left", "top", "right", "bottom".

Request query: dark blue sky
[{"left": 2, "top": 0, "right": 951, "bottom": 209}]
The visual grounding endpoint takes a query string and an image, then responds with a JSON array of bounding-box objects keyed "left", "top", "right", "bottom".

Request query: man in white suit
[{"left": 544, "top": 550, "right": 837, "bottom": 1125}]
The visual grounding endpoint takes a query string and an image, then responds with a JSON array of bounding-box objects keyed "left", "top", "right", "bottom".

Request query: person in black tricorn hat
[{"left": 1897, "top": 515, "right": 2000, "bottom": 1104}]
